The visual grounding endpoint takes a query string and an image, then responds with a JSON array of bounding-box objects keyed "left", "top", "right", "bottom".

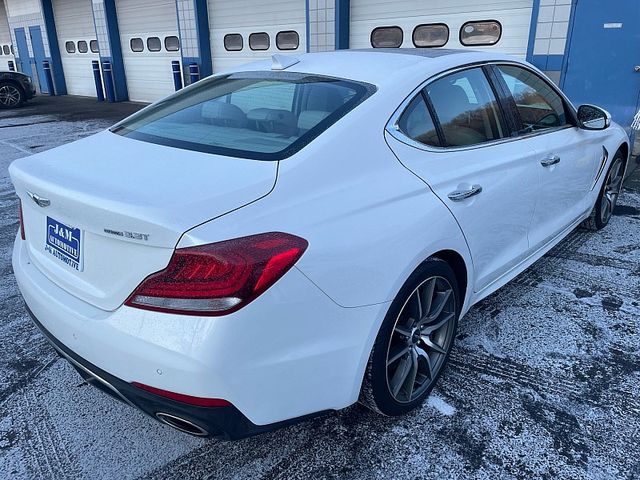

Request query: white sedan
[{"left": 10, "top": 49, "right": 629, "bottom": 439}]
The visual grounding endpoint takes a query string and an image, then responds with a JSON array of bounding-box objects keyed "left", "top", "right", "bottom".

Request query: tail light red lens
[
  {"left": 131, "top": 382, "right": 232, "bottom": 407},
  {"left": 18, "top": 199, "right": 25, "bottom": 240},
  {"left": 125, "top": 232, "right": 308, "bottom": 316}
]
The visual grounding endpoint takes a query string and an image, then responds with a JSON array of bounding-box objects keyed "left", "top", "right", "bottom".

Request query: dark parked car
[{"left": 0, "top": 71, "right": 36, "bottom": 109}]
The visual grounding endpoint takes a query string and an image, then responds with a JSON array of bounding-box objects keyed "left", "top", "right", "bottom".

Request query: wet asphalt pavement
[{"left": 0, "top": 96, "right": 639, "bottom": 479}]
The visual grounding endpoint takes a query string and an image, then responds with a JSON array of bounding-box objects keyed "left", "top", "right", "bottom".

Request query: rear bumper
[
  {"left": 13, "top": 236, "right": 387, "bottom": 436},
  {"left": 25, "top": 305, "right": 324, "bottom": 439}
]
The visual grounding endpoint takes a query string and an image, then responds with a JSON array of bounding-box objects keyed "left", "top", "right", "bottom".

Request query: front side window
[
  {"left": 249, "top": 32, "right": 270, "bottom": 51},
  {"left": 426, "top": 68, "right": 506, "bottom": 147},
  {"left": 130, "top": 38, "right": 144, "bottom": 52},
  {"left": 496, "top": 65, "right": 568, "bottom": 133},
  {"left": 112, "top": 73, "right": 374, "bottom": 160},
  {"left": 413, "top": 24, "right": 449, "bottom": 48},
  {"left": 460, "top": 20, "right": 502, "bottom": 46},
  {"left": 77, "top": 40, "right": 88, "bottom": 53},
  {"left": 147, "top": 37, "right": 161, "bottom": 52},
  {"left": 65, "top": 41, "right": 75, "bottom": 53},
  {"left": 371, "top": 26, "right": 403, "bottom": 48}
]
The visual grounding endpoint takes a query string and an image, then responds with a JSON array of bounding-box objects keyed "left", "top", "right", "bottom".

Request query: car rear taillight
[
  {"left": 125, "top": 232, "right": 308, "bottom": 316},
  {"left": 18, "top": 199, "right": 25, "bottom": 240}
]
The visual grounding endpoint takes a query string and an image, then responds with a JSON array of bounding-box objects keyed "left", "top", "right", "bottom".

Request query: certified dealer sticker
[{"left": 45, "top": 216, "right": 84, "bottom": 271}]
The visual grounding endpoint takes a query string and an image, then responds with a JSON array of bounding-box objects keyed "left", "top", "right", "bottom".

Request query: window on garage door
[
  {"left": 495, "top": 64, "right": 569, "bottom": 132},
  {"left": 249, "top": 32, "right": 270, "bottom": 51},
  {"left": 224, "top": 34, "right": 243, "bottom": 51},
  {"left": 460, "top": 21, "right": 502, "bottom": 46},
  {"left": 425, "top": 68, "right": 506, "bottom": 147},
  {"left": 413, "top": 24, "right": 449, "bottom": 48},
  {"left": 276, "top": 31, "right": 299, "bottom": 50},
  {"left": 65, "top": 41, "right": 75, "bottom": 53},
  {"left": 130, "top": 38, "right": 144, "bottom": 52},
  {"left": 371, "top": 26, "right": 403, "bottom": 48},
  {"left": 78, "top": 41, "right": 88, "bottom": 53},
  {"left": 2, "top": 45, "right": 9, "bottom": 55},
  {"left": 147, "top": 37, "right": 161, "bottom": 52},
  {"left": 165, "top": 36, "right": 180, "bottom": 52},
  {"left": 90, "top": 40, "right": 99, "bottom": 53}
]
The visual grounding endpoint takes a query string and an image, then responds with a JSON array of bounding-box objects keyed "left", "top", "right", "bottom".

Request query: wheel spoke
[
  {"left": 421, "top": 312, "right": 455, "bottom": 335},
  {"left": 387, "top": 344, "right": 411, "bottom": 366},
  {"left": 426, "top": 289, "right": 452, "bottom": 321},
  {"left": 402, "top": 349, "right": 419, "bottom": 400},
  {"left": 390, "top": 355, "right": 412, "bottom": 397},
  {"left": 394, "top": 325, "right": 412, "bottom": 337},
  {"left": 419, "top": 278, "right": 436, "bottom": 321},
  {"left": 420, "top": 335, "right": 447, "bottom": 354},
  {"left": 416, "top": 345, "right": 434, "bottom": 380}
]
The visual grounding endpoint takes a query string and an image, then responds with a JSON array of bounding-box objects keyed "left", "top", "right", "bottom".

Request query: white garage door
[
  {"left": 116, "top": 0, "right": 180, "bottom": 103},
  {"left": 0, "top": 0, "right": 15, "bottom": 72},
  {"left": 208, "top": 0, "right": 306, "bottom": 73},
  {"left": 53, "top": 0, "right": 99, "bottom": 97},
  {"left": 350, "top": 0, "right": 533, "bottom": 57}
]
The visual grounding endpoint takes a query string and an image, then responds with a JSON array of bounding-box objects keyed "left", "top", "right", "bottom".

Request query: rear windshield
[{"left": 112, "top": 72, "right": 374, "bottom": 160}]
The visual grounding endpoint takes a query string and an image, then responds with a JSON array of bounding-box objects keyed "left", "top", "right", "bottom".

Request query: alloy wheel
[
  {"left": 0, "top": 84, "right": 22, "bottom": 108},
  {"left": 385, "top": 276, "right": 456, "bottom": 403},
  {"left": 600, "top": 158, "right": 624, "bottom": 224}
]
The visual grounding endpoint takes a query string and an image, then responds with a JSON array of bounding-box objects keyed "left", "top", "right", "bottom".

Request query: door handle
[
  {"left": 448, "top": 184, "right": 483, "bottom": 201},
  {"left": 540, "top": 155, "right": 561, "bottom": 167}
]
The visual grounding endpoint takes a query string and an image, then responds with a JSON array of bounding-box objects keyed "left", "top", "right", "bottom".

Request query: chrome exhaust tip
[{"left": 155, "top": 412, "right": 209, "bottom": 436}]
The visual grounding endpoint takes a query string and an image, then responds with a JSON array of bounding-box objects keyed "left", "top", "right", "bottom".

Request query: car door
[
  {"left": 492, "top": 64, "right": 601, "bottom": 250},
  {"left": 385, "top": 66, "right": 541, "bottom": 294}
]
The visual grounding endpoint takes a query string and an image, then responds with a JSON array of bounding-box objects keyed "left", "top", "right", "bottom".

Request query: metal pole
[
  {"left": 42, "top": 60, "right": 55, "bottom": 96},
  {"left": 92, "top": 61, "right": 105, "bottom": 101},
  {"left": 189, "top": 63, "right": 200, "bottom": 85},
  {"left": 171, "top": 61, "right": 183, "bottom": 91},
  {"left": 102, "top": 61, "right": 116, "bottom": 103}
]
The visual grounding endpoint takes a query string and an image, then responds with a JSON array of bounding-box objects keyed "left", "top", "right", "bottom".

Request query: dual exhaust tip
[{"left": 155, "top": 412, "right": 208, "bottom": 437}]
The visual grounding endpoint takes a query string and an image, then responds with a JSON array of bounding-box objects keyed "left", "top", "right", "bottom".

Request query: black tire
[
  {"left": 581, "top": 150, "right": 625, "bottom": 231},
  {"left": 0, "top": 82, "right": 25, "bottom": 109},
  {"left": 359, "top": 258, "right": 460, "bottom": 416}
]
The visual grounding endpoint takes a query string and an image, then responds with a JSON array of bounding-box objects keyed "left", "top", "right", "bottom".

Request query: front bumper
[{"left": 26, "top": 305, "right": 324, "bottom": 439}]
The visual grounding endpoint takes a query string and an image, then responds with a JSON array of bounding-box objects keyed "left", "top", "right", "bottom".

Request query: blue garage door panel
[
  {"left": 14, "top": 28, "right": 31, "bottom": 77},
  {"left": 29, "top": 26, "right": 49, "bottom": 94},
  {"left": 563, "top": 0, "right": 640, "bottom": 132}
]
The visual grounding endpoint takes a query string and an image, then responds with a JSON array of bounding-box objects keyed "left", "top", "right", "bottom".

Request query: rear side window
[
  {"left": 397, "top": 95, "right": 440, "bottom": 147},
  {"left": 147, "top": 37, "right": 161, "bottom": 52},
  {"left": 90, "top": 40, "right": 99, "bottom": 53},
  {"left": 65, "top": 41, "right": 75, "bottom": 53},
  {"left": 224, "top": 34, "right": 243, "bottom": 51},
  {"left": 426, "top": 68, "right": 506, "bottom": 147},
  {"left": 249, "top": 32, "right": 270, "bottom": 51},
  {"left": 460, "top": 20, "right": 502, "bottom": 46},
  {"left": 413, "top": 24, "right": 449, "bottom": 48},
  {"left": 130, "top": 38, "right": 144, "bottom": 52},
  {"left": 371, "top": 26, "right": 403, "bottom": 48},
  {"left": 496, "top": 65, "right": 568, "bottom": 132},
  {"left": 112, "top": 73, "right": 374, "bottom": 160}
]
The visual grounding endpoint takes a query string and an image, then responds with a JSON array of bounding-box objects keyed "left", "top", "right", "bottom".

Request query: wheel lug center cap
[{"left": 410, "top": 328, "right": 421, "bottom": 345}]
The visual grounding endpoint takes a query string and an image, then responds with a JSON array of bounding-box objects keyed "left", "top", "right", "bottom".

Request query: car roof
[{"left": 229, "top": 49, "right": 524, "bottom": 89}]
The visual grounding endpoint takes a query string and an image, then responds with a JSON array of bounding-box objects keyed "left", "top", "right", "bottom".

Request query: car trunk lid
[{"left": 10, "top": 131, "right": 278, "bottom": 311}]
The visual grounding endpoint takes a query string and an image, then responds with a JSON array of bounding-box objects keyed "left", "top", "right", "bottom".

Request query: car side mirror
[{"left": 577, "top": 104, "right": 611, "bottom": 130}]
